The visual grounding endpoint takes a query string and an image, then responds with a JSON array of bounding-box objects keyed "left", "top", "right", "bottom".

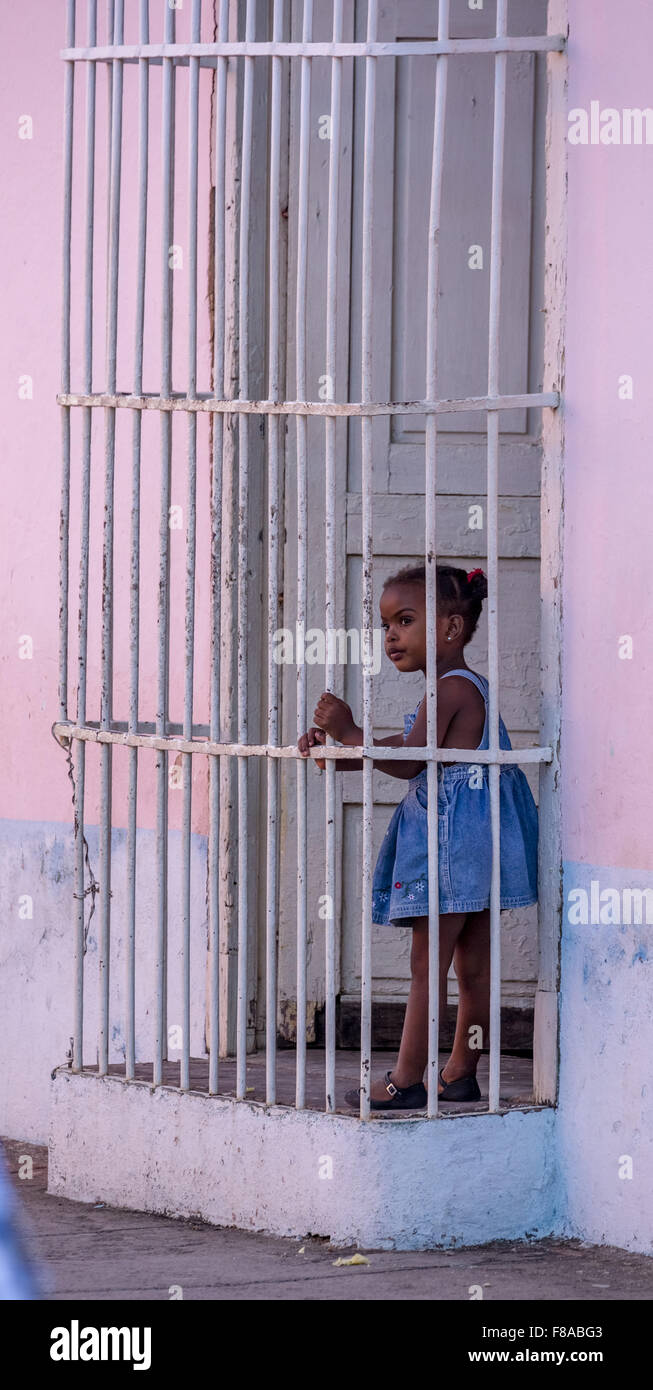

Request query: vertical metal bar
[
  {"left": 487, "top": 0, "right": 508, "bottom": 1114},
  {"left": 60, "top": 0, "right": 75, "bottom": 724},
  {"left": 61, "top": 0, "right": 78, "bottom": 1062},
  {"left": 425, "top": 0, "right": 449, "bottom": 1119},
  {"left": 155, "top": 0, "right": 175, "bottom": 1088},
  {"left": 163, "top": 0, "right": 177, "bottom": 1072},
  {"left": 323, "top": 0, "right": 343, "bottom": 1113},
  {"left": 208, "top": 0, "right": 229, "bottom": 1097},
  {"left": 98, "top": 0, "right": 123, "bottom": 1077},
  {"left": 295, "top": 0, "right": 313, "bottom": 1111},
  {"left": 179, "top": 0, "right": 201, "bottom": 1093},
  {"left": 236, "top": 0, "right": 256, "bottom": 1100},
  {"left": 75, "top": 0, "right": 97, "bottom": 1074},
  {"left": 265, "top": 0, "right": 284, "bottom": 1107},
  {"left": 78, "top": 0, "right": 97, "bottom": 744},
  {"left": 359, "top": 0, "right": 378, "bottom": 1121},
  {"left": 126, "top": 0, "right": 149, "bottom": 1082},
  {"left": 104, "top": 0, "right": 114, "bottom": 328}
]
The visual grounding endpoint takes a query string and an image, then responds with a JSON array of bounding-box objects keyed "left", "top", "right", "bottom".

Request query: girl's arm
[
  {"left": 326, "top": 728, "right": 405, "bottom": 773},
  {"left": 299, "top": 685, "right": 460, "bottom": 778},
  {"left": 298, "top": 723, "right": 404, "bottom": 772},
  {"left": 364, "top": 682, "right": 461, "bottom": 781}
]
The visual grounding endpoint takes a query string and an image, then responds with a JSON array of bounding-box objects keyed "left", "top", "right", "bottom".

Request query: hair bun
[{"left": 466, "top": 567, "right": 488, "bottom": 599}]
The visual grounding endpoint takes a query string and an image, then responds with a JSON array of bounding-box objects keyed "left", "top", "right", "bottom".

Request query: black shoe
[
  {"left": 438, "top": 1066, "right": 481, "bottom": 1102},
  {"left": 344, "top": 1069, "right": 427, "bottom": 1111}
]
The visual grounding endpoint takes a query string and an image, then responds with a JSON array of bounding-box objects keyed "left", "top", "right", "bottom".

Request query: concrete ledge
[{"left": 49, "top": 1069, "right": 560, "bottom": 1250}]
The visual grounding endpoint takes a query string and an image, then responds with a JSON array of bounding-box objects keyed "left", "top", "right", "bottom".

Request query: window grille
[{"left": 56, "top": 0, "right": 565, "bottom": 1120}]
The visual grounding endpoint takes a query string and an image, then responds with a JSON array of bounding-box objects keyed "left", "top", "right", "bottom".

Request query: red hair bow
[{"left": 466, "top": 568, "right": 483, "bottom": 583}]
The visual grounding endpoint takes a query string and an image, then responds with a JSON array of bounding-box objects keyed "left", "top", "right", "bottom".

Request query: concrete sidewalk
[{"left": 4, "top": 1138, "right": 653, "bottom": 1301}]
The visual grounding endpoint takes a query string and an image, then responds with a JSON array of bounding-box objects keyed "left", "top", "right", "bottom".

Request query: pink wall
[
  {"left": 4, "top": 2, "right": 651, "bottom": 867},
  {"left": 563, "top": 0, "right": 653, "bottom": 871},
  {"left": 557, "top": 0, "right": 653, "bottom": 1254},
  {"left": 1, "top": 0, "right": 218, "bottom": 835}
]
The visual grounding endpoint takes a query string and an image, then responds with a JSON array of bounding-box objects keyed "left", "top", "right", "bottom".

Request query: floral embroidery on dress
[{"left": 374, "top": 876, "right": 427, "bottom": 904}]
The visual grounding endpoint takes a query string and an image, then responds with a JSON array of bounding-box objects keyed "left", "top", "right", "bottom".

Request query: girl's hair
[{"left": 382, "top": 563, "right": 488, "bottom": 644}]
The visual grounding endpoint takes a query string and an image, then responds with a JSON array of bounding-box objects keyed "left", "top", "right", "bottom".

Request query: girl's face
[{"left": 380, "top": 582, "right": 462, "bottom": 672}]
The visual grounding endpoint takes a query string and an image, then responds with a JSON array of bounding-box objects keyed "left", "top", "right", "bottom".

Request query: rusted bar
[
  {"left": 235, "top": 0, "right": 257, "bottom": 1100},
  {"left": 57, "top": 389, "right": 560, "bottom": 416},
  {"left": 177, "top": 0, "right": 201, "bottom": 1094},
  {"left": 294, "top": 0, "right": 313, "bottom": 1112},
  {"left": 52, "top": 722, "right": 553, "bottom": 764},
  {"left": 154, "top": 0, "right": 175, "bottom": 1088},
  {"left": 323, "top": 0, "right": 343, "bottom": 1114},
  {"left": 125, "top": 0, "right": 149, "bottom": 1083},
  {"left": 487, "top": 0, "right": 509, "bottom": 1114},
  {"left": 208, "top": 0, "right": 229, "bottom": 1097},
  {"left": 61, "top": 35, "right": 567, "bottom": 62},
  {"left": 98, "top": 0, "right": 123, "bottom": 1077},
  {"left": 359, "top": 0, "right": 378, "bottom": 1122},
  {"left": 424, "top": 0, "right": 450, "bottom": 1119},
  {"left": 265, "top": 0, "right": 284, "bottom": 1107},
  {"left": 62, "top": 0, "right": 79, "bottom": 1065}
]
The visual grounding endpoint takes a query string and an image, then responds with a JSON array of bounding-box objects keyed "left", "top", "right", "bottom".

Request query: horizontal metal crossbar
[
  {"left": 57, "top": 390, "right": 559, "bottom": 417},
  {"left": 53, "top": 721, "right": 553, "bottom": 765},
  {"left": 61, "top": 37, "right": 566, "bottom": 64}
]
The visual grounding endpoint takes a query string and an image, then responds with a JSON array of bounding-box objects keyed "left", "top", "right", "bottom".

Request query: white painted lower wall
[
  {"left": 554, "top": 862, "right": 653, "bottom": 1254},
  {"left": 8, "top": 826, "right": 653, "bottom": 1253},
  {"left": 0, "top": 819, "right": 209, "bottom": 1144},
  {"left": 48, "top": 1070, "right": 558, "bottom": 1251}
]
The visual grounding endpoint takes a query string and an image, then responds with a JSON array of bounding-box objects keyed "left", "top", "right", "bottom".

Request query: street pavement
[{"left": 3, "top": 1137, "right": 653, "bottom": 1302}]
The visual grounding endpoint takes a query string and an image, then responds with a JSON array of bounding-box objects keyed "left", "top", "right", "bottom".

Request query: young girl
[{"left": 298, "top": 563, "right": 538, "bottom": 1111}]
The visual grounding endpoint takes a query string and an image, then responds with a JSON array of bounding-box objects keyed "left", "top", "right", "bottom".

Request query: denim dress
[{"left": 371, "top": 669, "right": 538, "bottom": 922}]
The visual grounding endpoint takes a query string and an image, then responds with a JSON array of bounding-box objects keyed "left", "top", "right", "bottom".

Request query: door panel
[
  {"left": 342, "top": 0, "right": 546, "bottom": 1015},
  {"left": 277, "top": 0, "right": 546, "bottom": 1033}
]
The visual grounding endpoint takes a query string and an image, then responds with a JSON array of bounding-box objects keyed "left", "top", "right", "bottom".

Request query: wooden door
[{"left": 276, "top": 0, "right": 547, "bottom": 1045}]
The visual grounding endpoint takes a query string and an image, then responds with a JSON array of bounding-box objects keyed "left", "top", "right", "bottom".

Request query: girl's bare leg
[
  {"left": 446, "top": 907, "right": 491, "bottom": 1079},
  {"left": 368, "top": 912, "right": 468, "bottom": 1102}
]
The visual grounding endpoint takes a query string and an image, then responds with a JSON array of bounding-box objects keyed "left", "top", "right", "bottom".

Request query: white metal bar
[
  {"left": 125, "top": 0, "right": 149, "bottom": 1083},
  {"left": 487, "top": 0, "right": 509, "bottom": 1114},
  {"left": 359, "top": 0, "right": 378, "bottom": 1123},
  {"left": 104, "top": 1, "right": 114, "bottom": 371},
  {"left": 295, "top": 0, "right": 312, "bottom": 1112},
  {"left": 53, "top": 723, "right": 553, "bottom": 764},
  {"left": 208, "top": 0, "right": 229, "bottom": 1097},
  {"left": 265, "top": 0, "right": 284, "bottom": 1107},
  {"left": 179, "top": 0, "right": 201, "bottom": 1095},
  {"left": 61, "top": 0, "right": 79, "bottom": 1065},
  {"left": 323, "top": 0, "right": 343, "bottom": 1114},
  {"left": 236, "top": 0, "right": 256, "bottom": 1101},
  {"left": 61, "top": 36, "right": 567, "bottom": 62},
  {"left": 59, "top": 0, "right": 76, "bottom": 724},
  {"left": 78, "top": 0, "right": 97, "bottom": 736},
  {"left": 75, "top": 0, "right": 96, "bottom": 1076},
  {"left": 57, "top": 389, "right": 560, "bottom": 415},
  {"left": 425, "top": 0, "right": 450, "bottom": 1120},
  {"left": 98, "top": 0, "right": 123, "bottom": 1078},
  {"left": 155, "top": 0, "right": 175, "bottom": 1089}
]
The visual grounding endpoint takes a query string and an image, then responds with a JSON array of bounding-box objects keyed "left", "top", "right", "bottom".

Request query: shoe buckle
[{"left": 385, "top": 1074, "right": 399, "bottom": 1097}]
